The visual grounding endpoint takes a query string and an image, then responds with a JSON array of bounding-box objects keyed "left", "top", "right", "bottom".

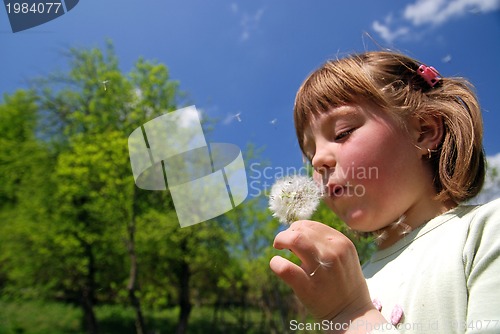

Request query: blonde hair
[{"left": 294, "top": 51, "right": 485, "bottom": 203}]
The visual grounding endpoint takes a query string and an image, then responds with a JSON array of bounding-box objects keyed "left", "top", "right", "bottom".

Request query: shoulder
[
  {"left": 461, "top": 198, "right": 500, "bottom": 275},
  {"left": 462, "top": 197, "right": 500, "bottom": 235},
  {"left": 469, "top": 197, "right": 500, "bottom": 216}
]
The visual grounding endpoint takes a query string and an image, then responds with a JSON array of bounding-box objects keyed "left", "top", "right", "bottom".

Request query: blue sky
[{"left": 1, "top": 0, "right": 499, "bottom": 195}]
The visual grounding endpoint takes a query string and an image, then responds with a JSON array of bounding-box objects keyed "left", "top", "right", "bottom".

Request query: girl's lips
[{"left": 327, "top": 184, "right": 345, "bottom": 197}]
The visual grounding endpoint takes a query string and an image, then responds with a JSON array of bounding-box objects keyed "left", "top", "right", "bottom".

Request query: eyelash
[
  {"left": 305, "top": 128, "right": 355, "bottom": 163},
  {"left": 335, "top": 128, "right": 354, "bottom": 141}
]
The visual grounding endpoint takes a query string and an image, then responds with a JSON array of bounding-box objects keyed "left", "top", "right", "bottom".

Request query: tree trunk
[
  {"left": 126, "top": 187, "right": 147, "bottom": 334},
  {"left": 82, "top": 287, "right": 98, "bottom": 334},
  {"left": 175, "top": 240, "right": 192, "bottom": 334},
  {"left": 82, "top": 241, "right": 98, "bottom": 334},
  {"left": 127, "top": 221, "right": 147, "bottom": 334}
]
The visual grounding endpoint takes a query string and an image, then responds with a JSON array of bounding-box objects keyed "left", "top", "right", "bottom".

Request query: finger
[
  {"left": 273, "top": 220, "right": 327, "bottom": 250},
  {"left": 288, "top": 220, "right": 351, "bottom": 256},
  {"left": 274, "top": 220, "right": 341, "bottom": 260},
  {"left": 270, "top": 256, "right": 324, "bottom": 313},
  {"left": 273, "top": 228, "right": 318, "bottom": 269},
  {"left": 290, "top": 219, "right": 343, "bottom": 236},
  {"left": 269, "top": 255, "right": 310, "bottom": 288}
]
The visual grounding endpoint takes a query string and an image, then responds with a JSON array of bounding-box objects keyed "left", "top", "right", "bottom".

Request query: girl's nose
[
  {"left": 311, "top": 145, "right": 336, "bottom": 186},
  {"left": 311, "top": 144, "right": 336, "bottom": 171}
]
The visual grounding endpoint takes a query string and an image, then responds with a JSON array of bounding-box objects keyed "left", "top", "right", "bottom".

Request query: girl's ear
[{"left": 409, "top": 113, "right": 444, "bottom": 155}]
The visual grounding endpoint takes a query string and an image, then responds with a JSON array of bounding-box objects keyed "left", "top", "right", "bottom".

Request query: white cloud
[
  {"left": 405, "top": 0, "right": 500, "bottom": 26},
  {"left": 230, "top": 4, "right": 265, "bottom": 41},
  {"left": 404, "top": 0, "right": 447, "bottom": 26},
  {"left": 372, "top": 19, "right": 410, "bottom": 44},
  {"left": 241, "top": 8, "right": 265, "bottom": 41},
  {"left": 372, "top": 0, "right": 500, "bottom": 44}
]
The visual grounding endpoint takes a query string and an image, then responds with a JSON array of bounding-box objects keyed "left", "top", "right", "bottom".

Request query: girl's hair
[{"left": 294, "top": 50, "right": 485, "bottom": 203}]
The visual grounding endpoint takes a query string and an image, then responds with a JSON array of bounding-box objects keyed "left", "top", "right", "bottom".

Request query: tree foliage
[{"left": 0, "top": 42, "right": 378, "bottom": 334}]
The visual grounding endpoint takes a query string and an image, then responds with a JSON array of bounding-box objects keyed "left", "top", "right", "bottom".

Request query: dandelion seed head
[{"left": 268, "top": 175, "right": 322, "bottom": 225}]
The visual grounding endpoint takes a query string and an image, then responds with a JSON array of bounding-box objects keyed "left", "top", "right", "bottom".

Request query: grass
[
  {"left": 0, "top": 300, "right": 323, "bottom": 334},
  {"left": 0, "top": 300, "right": 81, "bottom": 334}
]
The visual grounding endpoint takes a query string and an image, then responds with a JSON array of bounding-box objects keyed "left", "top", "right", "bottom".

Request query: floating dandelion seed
[
  {"left": 223, "top": 112, "right": 242, "bottom": 124},
  {"left": 373, "top": 229, "right": 389, "bottom": 245},
  {"left": 234, "top": 112, "right": 242, "bottom": 122},
  {"left": 102, "top": 80, "right": 110, "bottom": 91},
  {"left": 390, "top": 215, "right": 406, "bottom": 228},
  {"left": 398, "top": 223, "right": 412, "bottom": 236},
  {"left": 390, "top": 215, "right": 412, "bottom": 236},
  {"left": 309, "top": 256, "right": 334, "bottom": 276},
  {"left": 441, "top": 54, "right": 452, "bottom": 64},
  {"left": 268, "top": 175, "right": 323, "bottom": 225}
]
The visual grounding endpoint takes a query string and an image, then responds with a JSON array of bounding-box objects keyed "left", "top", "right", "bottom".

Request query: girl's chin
[
  {"left": 331, "top": 207, "right": 374, "bottom": 232},
  {"left": 325, "top": 198, "right": 396, "bottom": 232},
  {"left": 323, "top": 197, "right": 378, "bottom": 228}
]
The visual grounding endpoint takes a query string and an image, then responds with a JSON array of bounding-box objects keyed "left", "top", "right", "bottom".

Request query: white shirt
[{"left": 362, "top": 198, "right": 500, "bottom": 333}]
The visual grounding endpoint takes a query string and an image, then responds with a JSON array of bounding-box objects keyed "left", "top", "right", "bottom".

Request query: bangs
[{"left": 293, "top": 56, "right": 386, "bottom": 153}]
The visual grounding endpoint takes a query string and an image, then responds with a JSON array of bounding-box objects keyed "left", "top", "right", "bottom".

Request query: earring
[{"left": 415, "top": 144, "right": 436, "bottom": 159}]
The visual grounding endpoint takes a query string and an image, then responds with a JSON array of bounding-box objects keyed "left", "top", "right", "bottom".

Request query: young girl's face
[{"left": 303, "top": 103, "right": 433, "bottom": 232}]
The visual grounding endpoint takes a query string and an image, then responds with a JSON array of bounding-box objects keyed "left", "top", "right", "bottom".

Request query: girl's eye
[{"left": 335, "top": 129, "right": 354, "bottom": 141}]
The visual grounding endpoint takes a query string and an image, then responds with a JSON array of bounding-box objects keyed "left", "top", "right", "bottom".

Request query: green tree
[
  {"left": 0, "top": 41, "right": 376, "bottom": 334},
  {"left": 0, "top": 42, "right": 240, "bottom": 334},
  {"left": 34, "top": 43, "right": 143, "bottom": 334},
  {"left": 0, "top": 90, "right": 56, "bottom": 300},
  {"left": 51, "top": 132, "right": 132, "bottom": 333}
]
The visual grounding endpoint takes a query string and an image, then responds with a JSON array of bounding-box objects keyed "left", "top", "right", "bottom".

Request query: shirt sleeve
[{"left": 463, "top": 199, "right": 500, "bottom": 334}]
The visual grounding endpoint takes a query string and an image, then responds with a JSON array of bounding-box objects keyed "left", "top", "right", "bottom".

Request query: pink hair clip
[{"left": 417, "top": 65, "right": 441, "bottom": 87}]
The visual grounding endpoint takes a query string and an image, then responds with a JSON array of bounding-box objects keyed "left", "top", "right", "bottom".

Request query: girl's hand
[{"left": 269, "top": 220, "right": 376, "bottom": 325}]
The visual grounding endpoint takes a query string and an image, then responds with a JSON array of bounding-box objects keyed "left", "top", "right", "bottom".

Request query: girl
[{"left": 270, "top": 51, "right": 500, "bottom": 333}]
